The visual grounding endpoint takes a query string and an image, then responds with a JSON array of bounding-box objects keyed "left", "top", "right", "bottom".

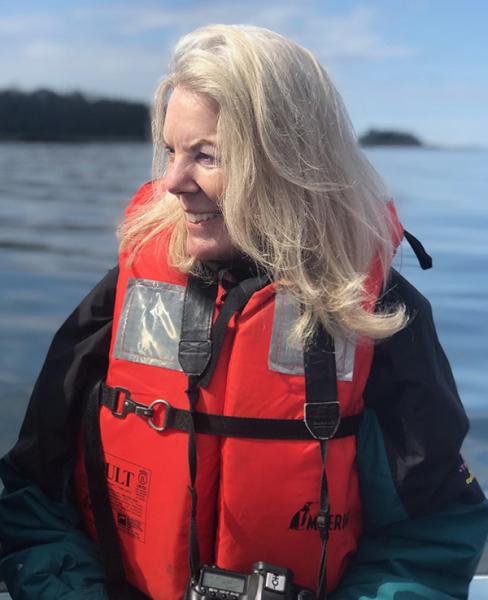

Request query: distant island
[
  {"left": 0, "top": 89, "right": 150, "bottom": 142},
  {"left": 358, "top": 128, "right": 423, "bottom": 147},
  {"left": 1, "top": 89, "right": 424, "bottom": 147}
]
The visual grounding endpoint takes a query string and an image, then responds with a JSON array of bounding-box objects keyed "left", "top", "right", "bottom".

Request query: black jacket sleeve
[
  {"left": 8, "top": 267, "right": 118, "bottom": 500},
  {"left": 365, "top": 269, "right": 484, "bottom": 514},
  {"left": 0, "top": 267, "right": 118, "bottom": 598},
  {"left": 332, "top": 270, "right": 488, "bottom": 599}
]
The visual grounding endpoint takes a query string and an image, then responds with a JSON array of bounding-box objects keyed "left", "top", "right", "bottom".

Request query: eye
[
  {"left": 197, "top": 152, "right": 217, "bottom": 167},
  {"left": 163, "top": 145, "right": 175, "bottom": 162}
]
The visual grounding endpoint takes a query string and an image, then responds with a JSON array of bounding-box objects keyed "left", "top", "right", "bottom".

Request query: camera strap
[
  {"left": 180, "top": 273, "right": 338, "bottom": 599},
  {"left": 179, "top": 272, "right": 270, "bottom": 581}
]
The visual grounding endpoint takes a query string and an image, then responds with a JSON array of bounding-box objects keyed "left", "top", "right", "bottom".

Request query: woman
[{"left": 0, "top": 25, "right": 486, "bottom": 600}]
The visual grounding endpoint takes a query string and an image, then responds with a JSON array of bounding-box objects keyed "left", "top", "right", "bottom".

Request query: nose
[{"left": 164, "top": 159, "right": 199, "bottom": 196}]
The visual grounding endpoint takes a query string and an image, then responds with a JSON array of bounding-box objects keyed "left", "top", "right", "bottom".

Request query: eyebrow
[
  {"left": 190, "top": 138, "right": 217, "bottom": 149},
  {"left": 162, "top": 136, "right": 217, "bottom": 150}
]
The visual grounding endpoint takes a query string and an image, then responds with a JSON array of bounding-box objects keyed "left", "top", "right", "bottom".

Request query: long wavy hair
[{"left": 119, "top": 24, "right": 406, "bottom": 342}]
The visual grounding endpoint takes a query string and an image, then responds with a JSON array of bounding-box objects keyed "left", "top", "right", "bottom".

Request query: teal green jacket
[{"left": 1, "top": 268, "right": 487, "bottom": 599}]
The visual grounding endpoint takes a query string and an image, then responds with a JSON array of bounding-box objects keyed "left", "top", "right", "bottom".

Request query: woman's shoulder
[
  {"left": 366, "top": 268, "right": 465, "bottom": 427},
  {"left": 366, "top": 268, "right": 460, "bottom": 404},
  {"left": 379, "top": 269, "right": 432, "bottom": 320},
  {"left": 125, "top": 180, "right": 156, "bottom": 216}
]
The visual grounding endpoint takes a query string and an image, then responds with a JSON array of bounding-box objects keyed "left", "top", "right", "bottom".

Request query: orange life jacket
[{"left": 74, "top": 183, "right": 403, "bottom": 600}]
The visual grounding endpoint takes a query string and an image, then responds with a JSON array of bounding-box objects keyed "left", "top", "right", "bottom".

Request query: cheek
[{"left": 201, "top": 172, "right": 224, "bottom": 203}]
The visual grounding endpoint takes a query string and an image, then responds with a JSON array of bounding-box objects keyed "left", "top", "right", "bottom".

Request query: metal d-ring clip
[{"left": 147, "top": 399, "right": 171, "bottom": 432}]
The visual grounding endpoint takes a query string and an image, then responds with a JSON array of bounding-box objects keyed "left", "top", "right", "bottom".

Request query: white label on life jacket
[{"left": 105, "top": 453, "right": 152, "bottom": 543}]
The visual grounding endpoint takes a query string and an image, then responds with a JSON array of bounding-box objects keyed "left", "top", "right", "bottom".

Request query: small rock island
[{"left": 359, "top": 128, "right": 423, "bottom": 147}]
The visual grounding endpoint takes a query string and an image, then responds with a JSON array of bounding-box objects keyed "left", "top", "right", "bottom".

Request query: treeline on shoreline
[
  {"left": 0, "top": 89, "right": 150, "bottom": 142},
  {"left": 0, "top": 88, "right": 423, "bottom": 146}
]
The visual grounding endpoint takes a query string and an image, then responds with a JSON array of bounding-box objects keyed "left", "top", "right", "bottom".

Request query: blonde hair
[{"left": 119, "top": 24, "right": 406, "bottom": 342}]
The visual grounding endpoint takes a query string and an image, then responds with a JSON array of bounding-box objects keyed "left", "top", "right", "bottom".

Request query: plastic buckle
[
  {"left": 304, "top": 401, "right": 341, "bottom": 440},
  {"left": 147, "top": 399, "right": 172, "bottom": 432},
  {"left": 111, "top": 387, "right": 133, "bottom": 419}
]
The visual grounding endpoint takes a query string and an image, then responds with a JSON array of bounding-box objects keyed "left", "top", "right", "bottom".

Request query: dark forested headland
[{"left": 0, "top": 89, "right": 150, "bottom": 142}]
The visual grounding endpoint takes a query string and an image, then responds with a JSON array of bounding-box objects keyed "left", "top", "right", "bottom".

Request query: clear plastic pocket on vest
[{"left": 113, "top": 278, "right": 185, "bottom": 371}]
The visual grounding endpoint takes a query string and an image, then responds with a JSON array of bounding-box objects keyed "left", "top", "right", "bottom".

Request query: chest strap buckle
[
  {"left": 102, "top": 385, "right": 163, "bottom": 424},
  {"left": 304, "top": 401, "right": 341, "bottom": 440}
]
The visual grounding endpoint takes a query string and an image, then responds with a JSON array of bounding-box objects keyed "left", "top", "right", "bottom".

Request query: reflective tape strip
[
  {"left": 113, "top": 278, "right": 185, "bottom": 371},
  {"left": 268, "top": 290, "right": 355, "bottom": 381},
  {"left": 334, "top": 335, "right": 355, "bottom": 382},
  {"left": 268, "top": 290, "right": 304, "bottom": 375}
]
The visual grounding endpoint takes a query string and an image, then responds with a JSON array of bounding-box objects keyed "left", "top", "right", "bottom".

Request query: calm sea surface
[{"left": 0, "top": 142, "right": 487, "bottom": 487}]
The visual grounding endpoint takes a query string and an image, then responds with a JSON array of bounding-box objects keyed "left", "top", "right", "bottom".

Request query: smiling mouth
[{"left": 186, "top": 212, "right": 221, "bottom": 224}]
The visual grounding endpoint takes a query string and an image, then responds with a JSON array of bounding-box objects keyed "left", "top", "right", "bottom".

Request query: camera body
[{"left": 186, "top": 561, "right": 315, "bottom": 600}]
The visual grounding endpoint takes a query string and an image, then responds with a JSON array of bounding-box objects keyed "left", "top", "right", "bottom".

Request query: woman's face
[{"left": 163, "top": 87, "right": 234, "bottom": 262}]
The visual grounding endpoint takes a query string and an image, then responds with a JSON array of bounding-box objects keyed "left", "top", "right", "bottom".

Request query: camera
[{"left": 186, "top": 561, "right": 315, "bottom": 600}]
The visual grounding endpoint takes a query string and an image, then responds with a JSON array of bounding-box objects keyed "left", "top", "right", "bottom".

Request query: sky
[{"left": 1, "top": 0, "right": 487, "bottom": 146}]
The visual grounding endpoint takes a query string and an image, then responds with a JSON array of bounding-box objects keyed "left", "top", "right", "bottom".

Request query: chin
[{"left": 187, "top": 241, "right": 236, "bottom": 263}]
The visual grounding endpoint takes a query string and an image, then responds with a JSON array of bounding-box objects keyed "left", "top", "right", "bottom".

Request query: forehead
[{"left": 163, "top": 87, "right": 219, "bottom": 145}]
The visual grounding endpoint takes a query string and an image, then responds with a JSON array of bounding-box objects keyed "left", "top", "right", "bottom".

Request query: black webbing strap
[
  {"left": 178, "top": 274, "right": 218, "bottom": 376},
  {"left": 404, "top": 229, "right": 433, "bottom": 270},
  {"left": 316, "top": 440, "right": 329, "bottom": 600},
  {"left": 199, "top": 273, "right": 269, "bottom": 388},
  {"left": 178, "top": 274, "right": 218, "bottom": 580},
  {"left": 185, "top": 381, "right": 200, "bottom": 580},
  {"left": 303, "top": 326, "right": 339, "bottom": 600},
  {"left": 83, "top": 383, "right": 149, "bottom": 600},
  {"left": 100, "top": 382, "right": 361, "bottom": 440}
]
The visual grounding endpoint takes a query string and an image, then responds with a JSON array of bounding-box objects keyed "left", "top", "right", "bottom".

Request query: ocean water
[{"left": 0, "top": 142, "right": 487, "bottom": 488}]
